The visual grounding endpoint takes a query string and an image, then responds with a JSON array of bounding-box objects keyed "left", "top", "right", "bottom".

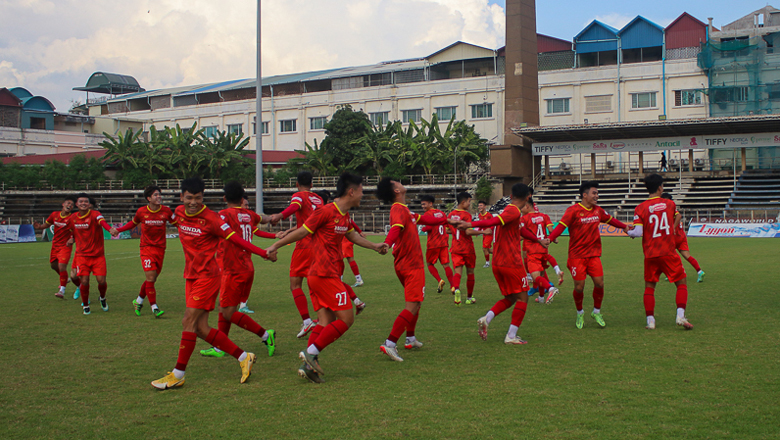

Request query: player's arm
[
  {"left": 601, "top": 210, "right": 628, "bottom": 231},
  {"left": 272, "top": 198, "right": 302, "bottom": 222},
  {"left": 384, "top": 225, "right": 402, "bottom": 247},
  {"left": 112, "top": 217, "right": 139, "bottom": 236},
  {"left": 253, "top": 227, "right": 277, "bottom": 239},
  {"left": 673, "top": 212, "right": 682, "bottom": 230},
  {"left": 346, "top": 229, "right": 387, "bottom": 254},
  {"left": 421, "top": 225, "right": 433, "bottom": 233},
  {"left": 415, "top": 212, "right": 447, "bottom": 226},
  {"left": 267, "top": 226, "right": 310, "bottom": 253},
  {"left": 548, "top": 223, "right": 566, "bottom": 242},
  {"left": 627, "top": 211, "right": 643, "bottom": 238},
  {"left": 226, "top": 232, "right": 273, "bottom": 260},
  {"left": 96, "top": 215, "right": 112, "bottom": 232}
]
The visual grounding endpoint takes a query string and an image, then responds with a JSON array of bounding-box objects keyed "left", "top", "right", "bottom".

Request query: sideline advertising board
[
  {"left": 687, "top": 222, "right": 780, "bottom": 238},
  {"left": 0, "top": 225, "right": 37, "bottom": 243}
]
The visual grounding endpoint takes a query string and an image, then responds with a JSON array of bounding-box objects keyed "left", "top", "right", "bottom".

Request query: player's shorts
[
  {"left": 49, "top": 244, "right": 72, "bottom": 265},
  {"left": 140, "top": 246, "right": 165, "bottom": 273},
  {"left": 492, "top": 265, "right": 529, "bottom": 296},
  {"left": 675, "top": 233, "right": 689, "bottom": 252},
  {"left": 307, "top": 275, "right": 352, "bottom": 312},
  {"left": 526, "top": 253, "right": 550, "bottom": 274},
  {"left": 644, "top": 255, "right": 686, "bottom": 283},
  {"left": 482, "top": 235, "right": 492, "bottom": 249},
  {"left": 567, "top": 257, "right": 603, "bottom": 281},
  {"left": 341, "top": 240, "right": 354, "bottom": 259},
  {"left": 451, "top": 251, "right": 476, "bottom": 269},
  {"left": 425, "top": 247, "right": 450, "bottom": 265},
  {"left": 290, "top": 247, "right": 312, "bottom": 278},
  {"left": 220, "top": 270, "right": 255, "bottom": 308},
  {"left": 185, "top": 276, "right": 221, "bottom": 311},
  {"left": 74, "top": 255, "right": 107, "bottom": 277},
  {"left": 394, "top": 268, "right": 426, "bottom": 303}
]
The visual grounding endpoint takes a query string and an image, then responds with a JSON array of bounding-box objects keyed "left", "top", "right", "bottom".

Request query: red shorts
[
  {"left": 567, "top": 257, "right": 603, "bottom": 281},
  {"left": 74, "top": 255, "right": 107, "bottom": 277},
  {"left": 290, "top": 247, "right": 312, "bottom": 278},
  {"left": 140, "top": 246, "right": 165, "bottom": 273},
  {"left": 526, "top": 253, "right": 550, "bottom": 274},
  {"left": 395, "top": 268, "right": 426, "bottom": 303},
  {"left": 676, "top": 233, "right": 689, "bottom": 252},
  {"left": 492, "top": 266, "right": 529, "bottom": 296},
  {"left": 307, "top": 276, "right": 352, "bottom": 312},
  {"left": 482, "top": 235, "right": 492, "bottom": 249},
  {"left": 451, "top": 252, "right": 476, "bottom": 269},
  {"left": 341, "top": 240, "right": 354, "bottom": 259},
  {"left": 425, "top": 247, "right": 450, "bottom": 265},
  {"left": 49, "top": 244, "right": 72, "bottom": 265},
  {"left": 220, "top": 270, "right": 254, "bottom": 308},
  {"left": 185, "top": 276, "right": 221, "bottom": 311},
  {"left": 645, "top": 255, "right": 686, "bottom": 283}
]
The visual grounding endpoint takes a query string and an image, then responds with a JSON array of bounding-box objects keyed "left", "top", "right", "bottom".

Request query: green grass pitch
[{"left": 0, "top": 236, "right": 777, "bottom": 439}]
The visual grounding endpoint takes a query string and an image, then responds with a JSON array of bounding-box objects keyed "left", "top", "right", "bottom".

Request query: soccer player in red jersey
[
  {"left": 267, "top": 171, "right": 324, "bottom": 338},
  {"left": 548, "top": 181, "right": 629, "bottom": 329},
  {"left": 419, "top": 194, "right": 454, "bottom": 293},
  {"left": 456, "top": 183, "right": 549, "bottom": 345},
  {"left": 265, "top": 173, "right": 386, "bottom": 383},
  {"left": 448, "top": 192, "right": 489, "bottom": 306},
  {"left": 628, "top": 175, "right": 694, "bottom": 330},
  {"left": 151, "top": 177, "right": 275, "bottom": 390},
  {"left": 33, "top": 195, "right": 76, "bottom": 298},
  {"left": 376, "top": 178, "right": 449, "bottom": 361},
  {"left": 519, "top": 199, "right": 562, "bottom": 305},
  {"left": 477, "top": 201, "right": 493, "bottom": 268},
  {"left": 111, "top": 185, "right": 175, "bottom": 318},
  {"left": 661, "top": 192, "right": 705, "bottom": 283}
]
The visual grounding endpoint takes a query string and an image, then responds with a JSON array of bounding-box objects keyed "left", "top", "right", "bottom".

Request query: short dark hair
[
  {"left": 511, "top": 183, "right": 531, "bottom": 199},
  {"left": 456, "top": 191, "right": 471, "bottom": 204},
  {"left": 315, "top": 190, "right": 331, "bottom": 203},
  {"left": 335, "top": 172, "right": 363, "bottom": 198},
  {"left": 297, "top": 171, "right": 313, "bottom": 187},
  {"left": 578, "top": 181, "right": 599, "bottom": 197},
  {"left": 75, "top": 192, "right": 89, "bottom": 202},
  {"left": 526, "top": 197, "right": 534, "bottom": 206},
  {"left": 88, "top": 197, "right": 97, "bottom": 207},
  {"left": 65, "top": 195, "right": 77, "bottom": 204},
  {"left": 478, "top": 200, "right": 488, "bottom": 206},
  {"left": 376, "top": 177, "right": 396, "bottom": 204},
  {"left": 661, "top": 192, "right": 673, "bottom": 201},
  {"left": 419, "top": 194, "right": 435, "bottom": 203},
  {"left": 144, "top": 185, "right": 162, "bottom": 201},
  {"left": 528, "top": 187, "right": 535, "bottom": 195},
  {"left": 181, "top": 176, "right": 205, "bottom": 195},
  {"left": 644, "top": 174, "right": 664, "bottom": 194},
  {"left": 223, "top": 181, "right": 245, "bottom": 204}
]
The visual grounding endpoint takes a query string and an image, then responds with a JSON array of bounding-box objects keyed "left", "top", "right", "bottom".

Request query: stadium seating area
[{"left": 727, "top": 169, "right": 780, "bottom": 210}]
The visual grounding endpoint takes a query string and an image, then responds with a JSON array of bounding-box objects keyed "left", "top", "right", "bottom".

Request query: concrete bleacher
[{"left": 728, "top": 169, "right": 780, "bottom": 210}]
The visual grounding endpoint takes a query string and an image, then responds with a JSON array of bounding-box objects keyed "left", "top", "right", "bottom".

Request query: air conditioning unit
[
  {"left": 695, "top": 158, "right": 704, "bottom": 166},
  {"left": 560, "top": 162, "right": 571, "bottom": 171},
  {"left": 606, "top": 160, "right": 614, "bottom": 169},
  {"left": 669, "top": 159, "right": 679, "bottom": 167}
]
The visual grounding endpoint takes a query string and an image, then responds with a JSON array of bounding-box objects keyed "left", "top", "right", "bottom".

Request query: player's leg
[
  {"left": 347, "top": 256, "right": 363, "bottom": 287},
  {"left": 426, "top": 247, "right": 444, "bottom": 291},
  {"left": 482, "top": 245, "right": 491, "bottom": 268},
  {"left": 465, "top": 264, "right": 476, "bottom": 304},
  {"left": 56, "top": 261, "right": 69, "bottom": 298},
  {"left": 382, "top": 270, "right": 423, "bottom": 361},
  {"left": 589, "top": 274, "right": 606, "bottom": 328},
  {"left": 568, "top": 258, "right": 587, "bottom": 328},
  {"left": 79, "top": 273, "right": 91, "bottom": 314},
  {"left": 665, "top": 255, "right": 693, "bottom": 329},
  {"left": 343, "top": 282, "right": 366, "bottom": 315},
  {"left": 301, "top": 277, "right": 355, "bottom": 376},
  {"left": 679, "top": 249, "right": 704, "bottom": 282},
  {"left": 505, "top": 292, "right": 529, "bottom": 344},
  {"left": 644, "top": 280, "right": 657, "bottom": 329},
  {"left": 440, "top": 248, "right": 455, "bottom": 288},
  {"left": 290, "top": 276, "right": 315, "bottom": 337},
  {"left": 238, "top": 270, "right": 254, "bottom": 314},
  {"left": 145, "top": 269, "right": 164, "bottom": 316},
  {"left": 478, "top": 267, "right": 518, "bottom": 341}
]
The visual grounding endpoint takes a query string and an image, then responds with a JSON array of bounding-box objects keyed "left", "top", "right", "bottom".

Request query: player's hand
[
  {"left": 446, "top": 218, "right": 460, "bottom": 225},
  {"left": 66, "top": 238, "right": 75, "bottom": 246},
  {"left": 109, "top": 227, "right": 119, "bottom": 237},
  {"left": 275, "top": 230, "right": 288, "bottom": 239},
  {"left": 484, "top": 230, "right": 493, "bottom": 236},
  {"left": 359, "top": 232, "right": 367, "bottom": 238},
  {"left": 558, "top": 272, "right": 565, "bottom": 286},
  {"left": 539, "top": 238, "right": 551, "bottom": 248},
  {"left": 456, "top": 221, "right": 472, "bottom": 230},
  {"left": 268, "top": 213, "right": 282, "bottom": 225},
  {"left": 266, "top": 249, "right": 278, "bottom": 262},
  {"left": 375, "top": 243, "right": 390, "bottom": 255},
  {"left": 33, "top": 221, "right": 43, "bottom": 229}
]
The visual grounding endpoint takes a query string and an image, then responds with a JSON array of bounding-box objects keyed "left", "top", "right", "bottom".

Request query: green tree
[
  {"left": 348, "top": 120, "right": 397, "bottom": 174},
  {"left": 100, "top": 127, "right": 144, "bottom": 170},
  {"left": 295, "top": 139, "right": 336, "bottom": 177},
  {"left": 197, "top": 129, "right": 250, "bottom": 180},
  {"left": 320, "top": 105, "right": 372, "bottom": 171},
  {"left": 474, "top": 176, "right": 494, "bottom": 202}
]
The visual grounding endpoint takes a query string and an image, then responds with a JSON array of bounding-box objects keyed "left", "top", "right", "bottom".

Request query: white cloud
[
  {"left": 0, "top": 0, "right": 506, "bottom": 111},
  {"left": 590, "top": 13, "right": 634, "bottom": 30}
]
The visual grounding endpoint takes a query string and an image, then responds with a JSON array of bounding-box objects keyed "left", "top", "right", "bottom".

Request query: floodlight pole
[{"left": 255, "top": 0, "right": 264, "bottom": 214}]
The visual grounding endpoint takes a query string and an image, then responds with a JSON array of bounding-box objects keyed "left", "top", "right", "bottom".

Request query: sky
[{"left": 0, "top": 0, "right": 766, "bottom": 112}]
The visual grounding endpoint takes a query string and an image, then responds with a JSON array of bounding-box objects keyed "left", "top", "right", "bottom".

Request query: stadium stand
[{"left": 727, "top": 169, "right": 780, "bottom": 210}]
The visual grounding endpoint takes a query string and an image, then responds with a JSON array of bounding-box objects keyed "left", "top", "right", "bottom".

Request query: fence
[{"left": 549, "top": 157, "right": 780, "bottom": 178}]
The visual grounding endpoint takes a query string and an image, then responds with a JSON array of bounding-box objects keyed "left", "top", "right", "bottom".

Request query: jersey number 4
[{"left": 649, "top": 213, "right": 671, "bottom": 238}]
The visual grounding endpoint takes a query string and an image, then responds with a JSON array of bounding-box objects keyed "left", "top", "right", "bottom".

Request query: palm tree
[
  {"left": 100, "top": 128, "right": 144, "bottom": 169},
  {"left": 198, "top": 129, "right": 250, "bottom": 180},
  {"left": 348, "top": 120, "right": 397, "bottom": 174},
  {"left": 295, "top": 139, "right": 335, "bottom": 176}
]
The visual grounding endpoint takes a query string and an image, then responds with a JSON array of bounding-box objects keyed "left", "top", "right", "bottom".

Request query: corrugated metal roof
[
  {"left": 574, "top": 21, "right": 619, "bottom": 54},
  {"left": 618, "top": 16, "right": 664, "bottom": 49}
]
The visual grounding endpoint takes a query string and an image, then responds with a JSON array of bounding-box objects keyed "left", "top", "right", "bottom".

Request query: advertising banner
[
  {"left": 17, "top": 225, "right": 36, "bottom": 242},
  {"left": 599, "top": 224, "right": 627, "bottom": 236},
  {"left": 687, "top": 222, "right": 780, "bottom": 238},
  {"left": 0, "top": 225, "right": 37, "bottom": 243}
]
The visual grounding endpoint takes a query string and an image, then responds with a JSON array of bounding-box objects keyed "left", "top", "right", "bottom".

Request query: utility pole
[{"left": 255, "top": 0, "right": 264, "bottom": 213}]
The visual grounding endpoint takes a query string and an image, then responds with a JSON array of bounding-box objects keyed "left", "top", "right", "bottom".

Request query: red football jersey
[
  {"left": 491, "top": 204, "right": 524, "bottom": 269},
  {"left": 424, "top": 209, "right": 449, "bottom": 249},
  {"left": 70, "top": 210, "right": 107, "bottom": 258},
  {"left": 288, "top": 191, "right": 324, "bottom": 250},
  {"left": 45, "top": 211, "right": 73, "bottom": 248},
  {"left": 304, "top": 202, "right": 353, "bottom": 277},
  {"left": 389, "top": 203, "right": 425, "bottom": 271},
  {"left": 218, "top": 207, "right": 263, "bottom": 274},
  {"left": 558, "top": 203, "right": 613, "bottom": 259},
  {"left": 477, "top": 212, "right": 494, "bottom": 234},
  {"left": 448, "top": 209, "right": 476, "bottom": 256},
  {"left": 633, "top": 197, "right": 678, "bottom": 259},
  {"left": 521, "top": 212, "right": 553, "bottom": 254},
  {"left": 675, "top": 216, "right": 686, "bottom": 238},
  {"left": 132, "top": 205, "right": 175, "bottom": 249},
  {"left": 175, "top": 205, "right": 234, "bottom": 279}
]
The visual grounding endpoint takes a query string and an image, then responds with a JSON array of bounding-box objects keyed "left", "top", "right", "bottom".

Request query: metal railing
[{"left": 546, "top": 157, "right": 780, "bottom": 177}]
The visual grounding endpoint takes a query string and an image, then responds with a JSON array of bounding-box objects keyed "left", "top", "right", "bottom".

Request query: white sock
[
  {"left": 647, "top": 316, "right": 655, "bottom": 326},
  {"left": 59, "top": 286, "right": 66, "bottom": 293},
  {"left": 151, "top": 304, "right": 159, "bottom": 311},
  {"left": 353, "top": 298, "right": 362, "bottom": 305},
  {"left": 307, "top": 345, "right": 320, "bottom": 356},
  {"left": 577, "top": 310, "right": 584, "bottom": 315},
  {"left": 172, "top": 368, "right": 185, "bottom": 379},
  {"left": 135, "top": 296, "right": 144, "bottom": 305},
  {"left": 239, "top": 302, "right": 247, "bottom": 309},
  {"left": 593, "top": 308, "right": 600, "bottom": 314},
  {"left": 214, "top": 347, "right": 223, "bottom": 353},
  {"left": 355, "top": 275, "right": 363, "bottom": 283},
  {"left": 384, "top": 339, "right": 397, "bottom": 348},
  {"left": 405, "top": 336, "right": 416, "bottom": 343},
  {"left": 554, "top": 265, "right": 562, "bottom": 275},
  {"left": 485, "top": 311, "right": 496, "bottom": 325},
  {"left": 526, "top": 274, "right": 533, "bottom": 283},
  {"left": 261, "top": 331, "right": 268, "bottom": 341},
  {"left": 303, "top": 318, "right": 313, "bottom": 326},
  {"left": 677, "top": 308, "right": 685, "bottom": 319},
  {"left": 238, "top": 352, "right": 247, "bottom": 362},
  {"left": 507, "top": 325, "right": 519, "bottom": 339},
  {"left": 340, "top": 275, "right": 344, "bottom": 281}
]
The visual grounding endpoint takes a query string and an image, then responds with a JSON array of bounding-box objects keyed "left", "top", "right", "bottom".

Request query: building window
[
  {"left": 631, "top": 92, "right": 657, "bottom": 109},
  {"left": 402, "top": 109, "right": 422, "bottom": 124},
  {"left": 204, "top": 126, "right": 219, "bottom": 138},
  {"left": 471, "top": 103, "right": 493, "bottom": 119},
  {"left": 227, "top": 123, "right": 243, "bottom": 136},
  {"left": 280, "top": 119, "right": 297, "bottom": 133},
  {"left": 546, "top": 98, "right": 570, "bottom": 114},
  {"left": 675, "top": 90, "right": 702, "bottom": 106},
  {"left": 252, "top": 118, "right": 269, "bottom": 135},
  {"left": 370, "top": 111, "right": 390, "bottom": 126},
  {"left": 435, "top": 106, "right": 457, "bottom": 121},
  {"left": 712, "top": 86, "right": 749, "bottom": 103},
  {"left": 310, "top": 117, "right": 327, "bottom": 130},
  {"left": 585, "top": 95, "right": 612, "bottom": 113}
]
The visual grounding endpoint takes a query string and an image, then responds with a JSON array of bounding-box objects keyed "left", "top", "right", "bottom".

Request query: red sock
[
  {"left": 313, "top": 319, "right": 349, "bottom": 352},
  {"left": 593, "top": 286, "right": 604, "bottom": 309},
  {"left": 547, "top": 254, "right": 558, "bottom": 267},
  {"left": 444, "top": 266, "right": 455, "bottom": 286},
  {"left": 490, "top": 297, "right": 513, "bottom": 317},
  {"left": 573, "top": 289, "right": 584, "bottom": 311},
  {"left": 467, "top": 274, "right": 475, "bottom": 297},
  {"left": 453, "top": 273, "right": 462, "bottom": 290},
  {"left": 98, "top": 282, "right": 107, "bottom": 299},
  {"left": 174, "top": 331, "right": 197, "bottom": 371},
  {"left": 428, "top": 264, "right": 442, "bottom": 282},
  {"left": 291, "top": 287, "right": 310, "bottom": 321},
  {"left": 146, "top": 282, "right": 157, "bottom": 306},
  {"left": 218, "top": 313, "right": 231, "bottom": 336},
  {"left": 349, "top": 260, "right": 360, "bottom": 276},
  {"left": 59, "top": 271, "right": 68, "bottom": 288},
  {"left": 307, "top": 324, "right": 324, "bottom": 347},
  {"left": 230, "top": 311, "right": 266, "bottom": 337},
  {"left": 687, "top": 256, "right": 701, "bottom": 272},
  {"left": 138, "top": 280, "right": 147, "bottom": 299},
  {"left": 81, "top": 284, "right": 90, "bottom": 307},
  {"left": 535, "top": 276, "right": 552, "bottom": 291},
  {"left": 510, "top": 301, "right": 527, "bottom": 327},
  {"left": 644, "top": 287, "right": 655, "bottom": 316},
  {"left": 485, "top": 253, "right": 490, "bottom": 262},
  {"left": 676, "top": 284, "right": 688, "bottom": 309},
  {"left": 387, "top": 309, "right": 415, "bottom": 344},
  {"left": 406, "top": 311, "right": 419, "bottom": 338},
  {"left": 205, "top": 328, "right": 244, "bottom": 359},
  {"left": 344, "top": 282, "right": 357, "bottom": 301}
]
